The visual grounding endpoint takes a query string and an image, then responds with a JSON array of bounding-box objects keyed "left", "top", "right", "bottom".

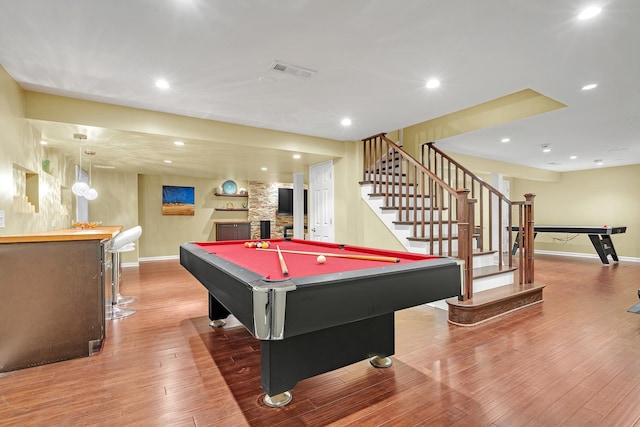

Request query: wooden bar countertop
[{"left": 0, "top": 226, "right": 123, "bottom": 244}]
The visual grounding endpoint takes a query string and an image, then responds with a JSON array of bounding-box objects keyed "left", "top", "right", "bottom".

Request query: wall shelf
[
  {"left": 215, "top": 208, "right": 248, "bottom": 212},
  {"left": 214, "top": 192, "right": 248, "bottom": 198}
]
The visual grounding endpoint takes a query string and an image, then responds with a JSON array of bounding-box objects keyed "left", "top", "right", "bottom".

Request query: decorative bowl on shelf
[
  {"left": 222, "top": 180, "right": 237, "bottom": 194},
  {"left": 238, "top": 187, "right": 248, "bottom": 195}
]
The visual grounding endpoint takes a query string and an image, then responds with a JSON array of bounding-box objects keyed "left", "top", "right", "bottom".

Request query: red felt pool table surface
[{"left": 192, "top": 239, "right": 440, "bottom": 281}]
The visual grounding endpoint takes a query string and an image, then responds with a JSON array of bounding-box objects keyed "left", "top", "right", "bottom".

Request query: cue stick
[
  {"left": 276, "top": 245, "right": 289, "bottom": 276},
  {"left": 258, "top": 247, "right": 401, "bottom": 263}
]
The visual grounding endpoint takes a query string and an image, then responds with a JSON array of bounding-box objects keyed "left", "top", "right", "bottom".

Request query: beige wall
[
  {"left": 417, "top": 149, "right": 639, "bottom": 258},
  {"left": 336, "top": 141, "right": 406, "bottom": 251},
  {"left": 137, "top": 174, "right": 250, "bottom": 257},
  {"left": 88, "top": 169, "right": 140, "bottom": 263},
  {"left": 0, "top": 66, "right": 75, "bottom": 235},
  {"left": 511, "top": 165, "right": 639, "bottom": 258}
]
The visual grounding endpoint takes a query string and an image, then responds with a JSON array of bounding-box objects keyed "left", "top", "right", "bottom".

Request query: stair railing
[
  {"left": 421, "top": 141, "right": 534, "bottom": 284},
  {"left": 362, "top": 133, "right": 475, "bottom": 299},
  {"left": 361, "top": 134, "right": 535, "bottom": 300}
]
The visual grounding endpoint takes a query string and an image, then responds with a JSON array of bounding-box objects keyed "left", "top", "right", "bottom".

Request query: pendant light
[
  {"left": 84, "top": 150, "right": 98, "bottom": 200},
  {"left": 71, "top": 133, "right": 89, "bottom": 196}
]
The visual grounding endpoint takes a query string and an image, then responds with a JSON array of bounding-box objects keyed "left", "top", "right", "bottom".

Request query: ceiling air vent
[{"left": 269, "top": 61, "right": 317, "bottom": 78}]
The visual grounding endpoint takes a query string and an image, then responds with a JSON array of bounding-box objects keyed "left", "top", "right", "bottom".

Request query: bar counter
[
  {"left": 0, "top": 226, "right": 122, "bottom": 372},
  {"left": 0, "top": 225, "right": 122, "bottom": 243}
]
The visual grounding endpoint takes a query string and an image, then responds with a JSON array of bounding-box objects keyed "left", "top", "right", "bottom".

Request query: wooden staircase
[{"left": 361, "top": 134, "right": 543, "bottom": 326}]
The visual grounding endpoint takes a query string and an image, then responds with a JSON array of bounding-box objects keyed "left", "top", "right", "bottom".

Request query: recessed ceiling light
[
  {"left": 173, "top": 141, "right": 184, "bottom": 146},
  {"left": 578, "top": 6, "right": 602, "bottom": 20},
  {"left": 569, "top": 155, "right": 577, "bottom": 160},
  {"left": 155, "top": 79, "right": 170, "bottom": 90},
  {"left": 501, "top": 138, "right": 510, "bottom": 143},
  {"left": 425, "top": 78, "right": 440, "bottom": 89},
  {"left": 594, "top": 159, "right": 603, "bottom": 166},
  {"left": 581, "top": 83, "right": 598, "bottom": 91},
  {"left": 541, "top": 144, "right": 551, "bottom": 153},
  {"left": 164, "top": 160, "right": 172, "bottom": 164},
  {"left": 261, "top": 167, "right": 268, "bottom": 171},
  {"left": 40, "top": 140, "right": 48, "bottom": 145},
  {"left": 292, "top": 154, "right": 301, "bottom": 159},
  {"left": 341, "top": 118, "right": 352, "bottom": 126}
]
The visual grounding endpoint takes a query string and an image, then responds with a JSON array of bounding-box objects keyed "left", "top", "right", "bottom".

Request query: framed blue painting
[{"left": 162, "top": 185, "right": 195, "bottom": 216}]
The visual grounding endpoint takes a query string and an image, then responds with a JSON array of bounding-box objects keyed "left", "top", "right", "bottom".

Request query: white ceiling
[{"left": 1, "top": 0, "right": 639, "bottom": 180}]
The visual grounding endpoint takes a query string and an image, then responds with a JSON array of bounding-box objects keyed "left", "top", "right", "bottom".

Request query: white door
[{"left": 309, "top": 161, "right": 334, "bottom": 242}]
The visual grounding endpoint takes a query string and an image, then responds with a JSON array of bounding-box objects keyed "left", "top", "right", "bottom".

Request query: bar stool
[{"left": 106, "top": 226, "right": 142, "bottom": 320}]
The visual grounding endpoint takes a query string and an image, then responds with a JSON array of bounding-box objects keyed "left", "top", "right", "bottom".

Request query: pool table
[
  {"left": 180, "top": 238, "right": 463, "bottom": 407},
  {"left": 510, "top": 225, "right": 627, "bottom": 264}
]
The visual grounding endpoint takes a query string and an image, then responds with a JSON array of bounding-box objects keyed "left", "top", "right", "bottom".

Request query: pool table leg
[
  {"left": 260, "top": 312, "right": 395, "bottom": 406},
  {"left": 208, "top": 293, "right": 230, "bottom": 327},
  {"left": 370, "top": 355, "right": 393, "bottom": 368}
]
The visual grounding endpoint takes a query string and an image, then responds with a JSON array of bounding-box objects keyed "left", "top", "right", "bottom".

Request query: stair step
[
  {"left": 446, "top": 282, "right": 545, "bottom": 326},
  {"left": 368, "top": 190, "right": 423, "bottom": 198},
  {"left": 381, "top": 206, "right": 447, "bottom": 212},
  {"left": 406, "top": 233, "right": 479, "bottom": 242},
  {"left": 472, "top": 264, "right": 517, "bottom": 280},
  {"left": 394, "top": 220, "right": 454, "bottom": 225}
]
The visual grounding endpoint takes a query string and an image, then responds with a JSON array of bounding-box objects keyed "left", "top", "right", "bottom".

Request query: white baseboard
[
  {"left": 534, "top": 250, "right": 640, "bottom": 263},
  {"left": 121, "top": 262, "right": 140, "bottom": 268},
  {"left": 139, "top": 255, "right": 180, "bottom": 262},
  {"left": 122, "top": 255, "right": 178, "bottom": 268}
]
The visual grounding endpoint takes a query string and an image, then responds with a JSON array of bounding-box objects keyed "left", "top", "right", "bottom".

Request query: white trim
[
  {"left": 139, "top": 255, "right": 180, "bottom": 262},
  {"left": 534, "top": 250, "right": 640, "bottom": 263},
  {"left": 122, "top": 262, "right": 140, "bottom": 268}
]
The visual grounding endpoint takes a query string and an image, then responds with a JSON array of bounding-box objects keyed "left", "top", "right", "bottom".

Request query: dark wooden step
[{"left": 446, "top": 282, "right": 544, "bottom": 326}]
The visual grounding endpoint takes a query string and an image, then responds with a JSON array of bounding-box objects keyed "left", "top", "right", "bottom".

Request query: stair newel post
[
  {"left": 456, "top": 188, "right": 474, "bottom": 301},
  {"left": 523, "top": 193, "right": 536, "bottom": 284},
  {"left": 516, "top": 202, "right": 525, "bottom": 284},
  {"left": 506, "top": 202, "right": 513, "bottom": 270},
  {"left": 363, "top": 137, "right": 371, "bottom": 183},
  {"left": 419, "top": 170, "right": 426, "bottom": 239}
]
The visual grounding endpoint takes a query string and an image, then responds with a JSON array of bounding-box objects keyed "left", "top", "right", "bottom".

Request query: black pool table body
[
  {"left": 180, "top": 239, "right": 463, "bottom": 405},
  {"left": 510, "top": 225, "right": 627, "bottom": 264}
]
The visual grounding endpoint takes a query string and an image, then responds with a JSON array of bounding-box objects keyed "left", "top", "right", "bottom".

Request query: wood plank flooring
[{"left": 1, "top": 254, "right": 640, "bottom": 426}]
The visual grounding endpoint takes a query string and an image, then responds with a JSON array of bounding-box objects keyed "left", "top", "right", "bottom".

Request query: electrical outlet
[{"left": 0, "top": 210, "right": 5, "bottom": 228}]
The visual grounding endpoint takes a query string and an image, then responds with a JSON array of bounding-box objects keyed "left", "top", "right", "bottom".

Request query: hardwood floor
[{"left": 2, "top": 254, "right": 640, "bottom": 426}]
